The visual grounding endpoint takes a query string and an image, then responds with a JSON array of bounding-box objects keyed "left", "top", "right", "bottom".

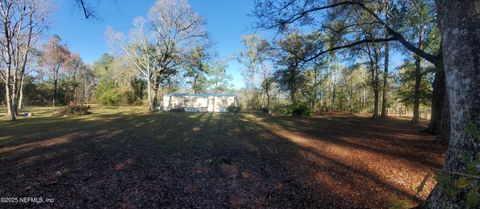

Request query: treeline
[
  {"left": 235, "top": 32, "right": 434, "bottom": 120},
  {"left": 248, "top": 0, "right": 445, "bottom": 134},
  {"left": 1, "top": 0, "right": 437, "bottom": 125},
  {"left": 1, "top": 0, "right": 234, "bottom": 117}
]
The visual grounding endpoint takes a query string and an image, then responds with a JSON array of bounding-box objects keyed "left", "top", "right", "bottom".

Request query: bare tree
[
  {"left": 148, "top": 0, "right": 208, "bottom": 109},
  {"left": 237, "top": 34, "right": 271, "bottom": 110},
  {"left": 106, "top": 17, "right": 157, "bottom": 111},
  {"left": 107, "top": 0, "right": 208, "bottom": 111},
  {"left": 0, "top": 0, "right": 52, "bottom": 120}
]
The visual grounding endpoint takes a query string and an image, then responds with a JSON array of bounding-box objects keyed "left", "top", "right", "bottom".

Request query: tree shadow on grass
[
  {"left": 0, "top": 112, "right": 443, "bottom": 208},
  {"left": 241, "top": 113, "right": 447, "bottom": 206},
  {"left": 250, "top": 114, "right": 446, "bottom": 168}
]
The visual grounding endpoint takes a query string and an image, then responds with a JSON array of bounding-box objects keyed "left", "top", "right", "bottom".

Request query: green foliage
[
  {"left": 130, "top": 78, "right": 146, "bottom": 103},
  {"left": 95, "top": 78, "right": 137, "bottom": 106},
  {"left": 394, "top": 62, "right": 433, "bottom": 107},
  {"left": 387, "top": 195, "right": 410, "bottom": 209},
  {"left": 282, "top": 103, "right": 311, "bottom": 117},
  {"left": 207, "top": 60, "right": 233, "bottom": 93},
  {"left": 94, "top": 53, "right": 114, "bottom": 75},
  {"left": 466, "top": 189, "right": 479, "bottom": 208},
  {"left": 184, "top": 46, "right": 209, "bottom": 93},
  {"left": 466, "top": 122, "right": 480, "bottom": 141},
  {"left": 435, "top": 172, "right": 457, "bottom": 197},
  {"left": 274, "top": 32, "right": 320, "bottom": 103},
  {"left": 227, "top": 104, "right": 239, "bottom": 113},
  {"left": 433, "top": 136, "right": 480, "bottom": 208}
]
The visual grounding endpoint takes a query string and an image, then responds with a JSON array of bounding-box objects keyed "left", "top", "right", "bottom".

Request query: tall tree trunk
[
  {"left": 18, "top": 73, "right": 24, "bottom": 109},
  {"left": 381, "top": 0, "right": 390, "bottom": 118},
  {"left": 331, "top": 84, "right": 336, "bottom": 111},
  {"left": 52, "top": 64, "right": 60, "bottom": 106},
  {"left": 412, "top": 55, "right": 422, "bottom": 124},
  {"left": 381, "top": 41, "right": 389, "bottom": 118},
  {"left": 362, "top": 88, "right": 366, "bottom": 112},
  {"left": 373, "top": 85, "right": 379, "bottom": 118},
  {"left": 10, "top": 53, "right": 18, "bottom": 119},
  {"left": 350, "top": 84, "right": 354, "bottom": 113},
  {"left": 412, "top": 29, "right": 424, "bottom": 124},
  {"left": 426, "top": 0, "right": 480, "bottom": 208},
  {"left": 193, "top": 75, "right": 198, "bottom": 94},
  {"left": 370, "top": 46, "right": 380, "bottom": 119},
  {"left": 427, "top": 62, "right": 449, "bottom": 140},
  {"left": 152, "top": 86, "right": 159, "bottom": 112},
  {"left": 266, "top": 90, "right": 270, "bottom": 109},
  {"left": 147, "top": 76, "right": 153, "bottom": 111},
  {"left": 150, "top": 74, "right": 160, "bottom": 112},
  {"left": 291, "top": 79, "right": 297, "bottom": 104},
  {"left": 5, "top": 77, "right": 14, "bottom": 119},
  {"left": 312, "top": 67, "right": 319, "bottom": 112}
]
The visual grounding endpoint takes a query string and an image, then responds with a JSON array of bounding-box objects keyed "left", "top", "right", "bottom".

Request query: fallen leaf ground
[{"left": 0, "top": 107, "right": 447, "bottom": 209}]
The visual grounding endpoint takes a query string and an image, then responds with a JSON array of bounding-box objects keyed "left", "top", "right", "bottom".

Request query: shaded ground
[{"left": 0, "top": 107, "right": 447, "bottom": 208}]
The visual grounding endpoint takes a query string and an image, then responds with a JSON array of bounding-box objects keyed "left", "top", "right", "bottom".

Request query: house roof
[{"left": 165, "top": 93, "right": 237, "bottom": 97}]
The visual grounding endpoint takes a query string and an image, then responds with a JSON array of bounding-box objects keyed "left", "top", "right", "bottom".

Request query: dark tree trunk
[
  {"left": 381, "top": 1, "right": 390, "bottom": 118},
  {"left": 380, "top": 43, "right": 389, "bottom": 118},
  {"left": 371, "top": 46, "right": 380, "bottom": 119},
  {"left": 312, "top": 68, "right": 318, "bottom": 112},
  {"left": 151, "top": 75, "right": 161, "bottom": 112},
  {"left": 412, "top": 55, "right": 422, "bottom": 124},
  {"left": 426, "top": 0, "right": 480, "bottom": 208},
  {"left": 193, "top": 75, "right": 198, "bottom": 94},
  {"left": 373, "top": 85, "right": 379, "bottom": 118},
  {"left": 331, "top": 84, "right": 336, "bottom": 111},
  {"left": 427, "top": 61, "right": 449, "bottom": 140}
]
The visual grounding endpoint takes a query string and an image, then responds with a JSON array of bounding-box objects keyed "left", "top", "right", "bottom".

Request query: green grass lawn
[{"left": 0, "top": 106, "right": 446, "bottom": 208}]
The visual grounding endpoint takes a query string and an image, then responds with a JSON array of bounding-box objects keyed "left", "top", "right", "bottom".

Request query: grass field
[{"left": 0, "top": 106, "right": 447, "bottom": 208}]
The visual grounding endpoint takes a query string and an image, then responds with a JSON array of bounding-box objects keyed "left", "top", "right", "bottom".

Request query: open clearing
[{"left": 0, "top": 107, "right": 447, "bottom": 208}]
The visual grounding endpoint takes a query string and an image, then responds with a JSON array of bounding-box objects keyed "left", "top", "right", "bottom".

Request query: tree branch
[
  {"left": 304, "top": 37, "right": 397, "bottom": 62},
  {"left": 79, "top": 0, "right": 89, "bottom": 19},
  {"left": 275, "top": 0, "right": 441, "bottom": 64}
]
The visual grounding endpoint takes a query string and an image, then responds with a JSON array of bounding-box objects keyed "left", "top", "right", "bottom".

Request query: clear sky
[{"left": 50, "top": 0, "right": 267, "bottom": 89}]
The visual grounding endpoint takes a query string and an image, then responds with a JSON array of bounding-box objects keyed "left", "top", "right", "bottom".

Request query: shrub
[
  {"left": 282, "top": 103, "right": 311, "bottom": 117},
  {"left": 169, "top": 108, "right": 185, "bottom": 112},
  {"left": 54, "top": 103, "right": 91, "bottom": 117},
  {"left": 227, "top": 104, "right": 239, "bottom": 113},
  {"left": 96, "top": 87, "right": 137, "bottom": 106}
]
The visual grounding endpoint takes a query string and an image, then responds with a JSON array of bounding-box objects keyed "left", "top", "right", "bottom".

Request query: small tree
[
  {"left": 274, "top": 32, "right": 319, "bottom": 104},
  {"left": 207, "top": 60, "right": 232, "bottom": 93},
  {"left": 39, "top": 35, "right": 75, "bottom": 106},
  {"left": 184, "top": 46, "right": 209, "bottom": 93}
]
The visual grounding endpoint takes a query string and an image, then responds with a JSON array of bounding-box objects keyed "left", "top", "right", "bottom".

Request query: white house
[{"left": 162, "top": 93, "right": 238, "bottom": 112}]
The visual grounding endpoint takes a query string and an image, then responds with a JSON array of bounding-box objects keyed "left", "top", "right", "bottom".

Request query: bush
[
  {"left": 169, "top": 108, "right": 185, "bottom": 112},
  {"left": 54, "top": 103, "right": 91, "bottom": 117},
  {"left": 95, "top": 78, "right": 140, "bottom": 106},
  {"left": 227, "top": 104, "right": 239, "bottom": 113},
  {"left": 96, "top": 87, "right": 137, "bottom": 106},
  {"left": 282, "top": 103, "right": 311, "bottom": 117}
]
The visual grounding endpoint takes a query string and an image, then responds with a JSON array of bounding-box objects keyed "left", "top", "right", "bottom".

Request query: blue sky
[{"left": 50, "top": 0, "right": 265, "bottom": 89}]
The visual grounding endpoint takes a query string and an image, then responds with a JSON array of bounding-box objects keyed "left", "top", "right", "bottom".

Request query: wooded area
[{"left": 1, "top": 0, "right": 478, "bottom": 208}]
